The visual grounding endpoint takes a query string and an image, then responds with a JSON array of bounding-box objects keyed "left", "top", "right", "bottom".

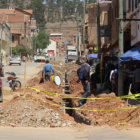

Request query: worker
[
  {"left": 42, "top": 60, "right": 55, "bottom": 81},
  {"left": 77, "top": 60, "right": 91, "bottom": 106},
  {"left": 110, "top": 68, "right": 118, "bottom": 96}
]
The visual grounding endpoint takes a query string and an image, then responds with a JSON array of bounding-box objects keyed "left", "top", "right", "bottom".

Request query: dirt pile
[
  {"left": 0, "top": 62, "right": 79, "bottom": 128},
  {"left": 0, "top": 97, "right": 76, "bottom": 127},
  {"left": 2, "top": 61, "right": 140, "bottom": 129},
  {"left": 69, "top": 75, "right": 140, "bottom": 129}
]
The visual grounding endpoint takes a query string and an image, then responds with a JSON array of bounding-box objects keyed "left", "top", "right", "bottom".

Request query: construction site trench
[
  {"left": 1, "top": 61, "right": 140, "bottom": 129},
  {"left": 62, "top": 72, "right": 91, "bottom": 125}
]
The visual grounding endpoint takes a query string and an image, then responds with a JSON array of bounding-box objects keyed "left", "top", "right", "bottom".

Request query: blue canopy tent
[
  {"left": 87, "top": 53, "right": 98, "bottom": 59},
  {"left": 120, "top": 46, "right": 140, "bottom": 61}
]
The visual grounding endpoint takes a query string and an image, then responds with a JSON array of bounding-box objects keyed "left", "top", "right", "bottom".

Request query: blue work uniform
[{"left": 42, "top": 63, "right": 54, "bottom": 81}]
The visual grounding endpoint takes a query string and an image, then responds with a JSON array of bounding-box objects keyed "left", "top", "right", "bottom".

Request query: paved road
[
  {"left": 0, "top": 127, "right": 140, "bottom": 140},
  {"left": 2, "top": 62, "right": 41, "bottom": 89}
]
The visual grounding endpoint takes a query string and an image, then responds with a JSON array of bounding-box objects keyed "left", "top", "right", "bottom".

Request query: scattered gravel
[{"left": 0, "top": 98, "right": 74, "bottom": 127}]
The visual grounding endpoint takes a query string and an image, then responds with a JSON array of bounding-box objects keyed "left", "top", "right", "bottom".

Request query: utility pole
[
  {"left": 96, "top": 0, "right": 101, "bottom": 61},
  {"left": 0, "top": 23, "right": 3, "bottom": 63},
  {"left": 76, "top": 15, "right": 80, "bottom": 63},
  {"left": 83, "top": 0, "right": 86, "bottom": 55},
  {"left": 96, "top": 0, "right": 102, "bottom": 84},
  {"left": 118, "top": 0, "right": 124, "bottom": 96}
]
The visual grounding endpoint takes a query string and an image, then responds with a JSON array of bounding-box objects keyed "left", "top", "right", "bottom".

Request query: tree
[
  {"left": 12, "top": 44, "right": 32, "bottom": 56},
  {"left": 13, "top": 0, "right": 25, "bottom": 9},
  {"left": 33, "top": 30, "right": 50, "bottom": 53},
  {"left": 27, "top": 0, "right": 46, "bottom": 28},
  {"left": 0, "top": 0, "right": 8, "bottom": 8}
]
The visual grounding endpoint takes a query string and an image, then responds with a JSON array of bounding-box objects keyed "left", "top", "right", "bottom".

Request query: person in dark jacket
[
  {"left": 42, "top": 60, "right": 55, "bottom": 81},
  {"left": 133, "top": 64, "right": 140, "bottom": 93},
  {"left": 77, "top": 61, "right": 91, "bottom": 106}
]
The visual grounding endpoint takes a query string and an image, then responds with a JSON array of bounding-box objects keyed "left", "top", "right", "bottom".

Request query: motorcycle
[{"left": 6, "top": 72, "right": 21, "bottom": 91}]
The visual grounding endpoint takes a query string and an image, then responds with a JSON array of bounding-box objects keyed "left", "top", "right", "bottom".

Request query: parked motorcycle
[{"left": 6, "top": 72, "right": 21, "bottom": 91}]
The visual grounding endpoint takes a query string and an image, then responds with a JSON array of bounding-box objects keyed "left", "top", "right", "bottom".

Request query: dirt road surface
[
  {"left": 0, "top": 127, "right": 140, "bottom": 140},
  {"left": 2, "top": 62, "right": 41, "bottom": 89}
]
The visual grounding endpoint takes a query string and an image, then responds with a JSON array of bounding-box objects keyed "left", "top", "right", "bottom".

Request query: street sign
[{"left": 100, "top": 25, "right": 111, "bottom": 37}]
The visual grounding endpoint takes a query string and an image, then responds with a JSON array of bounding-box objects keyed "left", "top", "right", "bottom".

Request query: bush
[{"left": 12, "top": 44, "right": 32, "bottom": 57}]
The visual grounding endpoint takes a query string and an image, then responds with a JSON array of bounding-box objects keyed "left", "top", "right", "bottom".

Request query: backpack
[{"left": 77, "top": 68, "right": 84, "bottom": 80}]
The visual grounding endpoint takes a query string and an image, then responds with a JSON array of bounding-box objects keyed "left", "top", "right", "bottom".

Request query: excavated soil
[
  {"left": 1, "top": 61, "right": 140, "bottom": 129},
  {"left": 0, "top": 97, "right": 76, "bottom": 127},
  {"left": 0, "top": 61, "right": 83, "bottom": 128},
  {"left": 70, "top": 75, "right": 140, "bottom": 129}
]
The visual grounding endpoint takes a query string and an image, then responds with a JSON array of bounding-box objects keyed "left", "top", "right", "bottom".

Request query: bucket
[
  {"left": 50, "top": 75, "right": 61, "bottom": 86},
  {"left": 50, "top": 75, "right": 55, "bottom": 81}
]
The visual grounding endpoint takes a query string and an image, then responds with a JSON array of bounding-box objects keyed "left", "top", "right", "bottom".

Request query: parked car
[
  {"left": 0, "top": 77, "right": 2, "bottom": 102},
  {"left": 34, "top": 54, "right": 46, "bottom": 62},
  {"left": 0, "top": 64, "right": 4, "bottom": 77},
  {"left": 9, "top": 55, "right": 21, "bottom": 65}
]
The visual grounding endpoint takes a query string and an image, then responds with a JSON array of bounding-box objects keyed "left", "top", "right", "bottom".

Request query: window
[
  {"left": 135, "top": 0, "right": 138, "bottom": 8},
  {"left": 12, "top": 35, "right": 15, "bottom": 42},
  {"left": 132, "top": 0, "right": 134, "bottom": 11},
  {"left": 128, "top": 0, "right": 131, "bottom": 11}
]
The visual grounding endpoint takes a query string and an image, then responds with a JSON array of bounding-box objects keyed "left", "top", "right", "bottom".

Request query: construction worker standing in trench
[
  {"left": 42, "top": 60, "right": 55, "bottom": 81},
  {"left": 77, "top": 60, "right": 91, "bottom": 106}
]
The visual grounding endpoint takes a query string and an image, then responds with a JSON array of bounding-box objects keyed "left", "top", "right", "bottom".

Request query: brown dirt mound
[
  {"left": 0, "top": 96, "right": 76, "bottom": 127},
  {"left": 69, "top": 74, "right": 140, "bottom": 129},
  {"left": 0, "top": 62, "right": 78, "bottom": 128}
]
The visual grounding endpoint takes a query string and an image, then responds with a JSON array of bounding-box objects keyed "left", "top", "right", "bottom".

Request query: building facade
[
  {"left": 43, "top": 39, "right": 57, "bottom": 57},
  {"left": 87, "top": 1, "right": 112, "bottom": 54},
  {"left": 0, "top": 8, "right": 34, "bottom": 48},
  {"left": 0, "top": 23, "right": 11, "bottom": 65}
]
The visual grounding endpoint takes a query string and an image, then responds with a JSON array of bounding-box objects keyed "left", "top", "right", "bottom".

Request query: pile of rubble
[
  {"left": 0, "top": 97, "right": 75, "bottom": 127},
  {"left": 0, "top": 62, "right": 78, "bottom": 128},
  {"left": 1, "top": 61, "right": 140, "bottom": 129}
]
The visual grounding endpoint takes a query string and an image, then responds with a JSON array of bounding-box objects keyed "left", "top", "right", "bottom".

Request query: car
[
  {"left": 43, "top": 52, "right": 48, "bottom": 58},
  {"left": 0, "top": 77, "right": 2, "bottom": 102},
  {"left": 9, "top": 55, "right": 21, "bottom": 65},
  {"left": 0, "top": 64, "right": 4, "bottom": 77},
  {"left": 34, "top": 55, "right": 46, "bottom": 62}
]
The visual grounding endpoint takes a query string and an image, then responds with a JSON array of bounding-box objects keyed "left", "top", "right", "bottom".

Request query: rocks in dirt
[{"left": 0, "top": 98, "right": 75, "bottom": 128}]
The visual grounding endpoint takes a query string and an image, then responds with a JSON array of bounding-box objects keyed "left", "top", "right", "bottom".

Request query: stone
[
  {"left": 9, "top": 123, "right": 16, "bottom": 127},
  {"left": 62, "top": 123, "right": 67, "bottom": 127}
]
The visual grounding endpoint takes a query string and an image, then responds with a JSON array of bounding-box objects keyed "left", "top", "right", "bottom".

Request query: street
[
  {"left": 0, "top": 127, "right": 140, "bottom": 140},
  {"left": 0, "top": 0, "right": 140, "bottom": 140},
  {"left": 2, "top": 62, "right": 42, "bottom": 90},
  {"left": 0, "top": 61, "right": 140, "bottom": 140}
]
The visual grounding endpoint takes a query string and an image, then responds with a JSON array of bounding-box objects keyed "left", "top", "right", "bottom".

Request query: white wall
[{"left": 43, "top": 39, "right": 57, "bottom": 56}]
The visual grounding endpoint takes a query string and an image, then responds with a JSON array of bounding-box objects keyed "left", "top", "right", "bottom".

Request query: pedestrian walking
[
  {"left": 77, "top": 60, "right": 91, "bottom": 106},
  {"left": 110, "top": 68, "right": 118, "bottom": 95},
  {"left": 42, "top": 60, "right": 55, "bottom": 81}
]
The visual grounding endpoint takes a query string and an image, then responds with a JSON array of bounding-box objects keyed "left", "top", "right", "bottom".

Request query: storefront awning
[{"left": 120, "top": 46, "right": 140, "bottom": 61}]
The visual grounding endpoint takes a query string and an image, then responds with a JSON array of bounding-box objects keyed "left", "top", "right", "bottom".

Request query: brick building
[
  {"left": 0, "top": 8, "right": 34, "bottom": 48},
  {"left": 87, "top": 1, "right": 112, "bottom": 54}
]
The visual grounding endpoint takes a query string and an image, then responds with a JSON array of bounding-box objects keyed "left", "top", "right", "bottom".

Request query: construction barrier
[
  {"left": 25, "top": 86, "right": 140, "bottom": 100},
  {"left": 25, "top": 93, "right": 140, "bottom": 112}
]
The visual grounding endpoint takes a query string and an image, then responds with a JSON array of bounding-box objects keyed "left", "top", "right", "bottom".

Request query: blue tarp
[
  {"left": 87, "top": 54, "right": 98, "bottom": 58},
  {"left": 120, "top": 46, "right": 140, "bottom": 61}
]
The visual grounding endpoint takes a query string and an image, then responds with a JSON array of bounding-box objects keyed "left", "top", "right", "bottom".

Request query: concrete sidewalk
[{"left": 0, "top": 127, "right": 140, "bottom": 140}]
